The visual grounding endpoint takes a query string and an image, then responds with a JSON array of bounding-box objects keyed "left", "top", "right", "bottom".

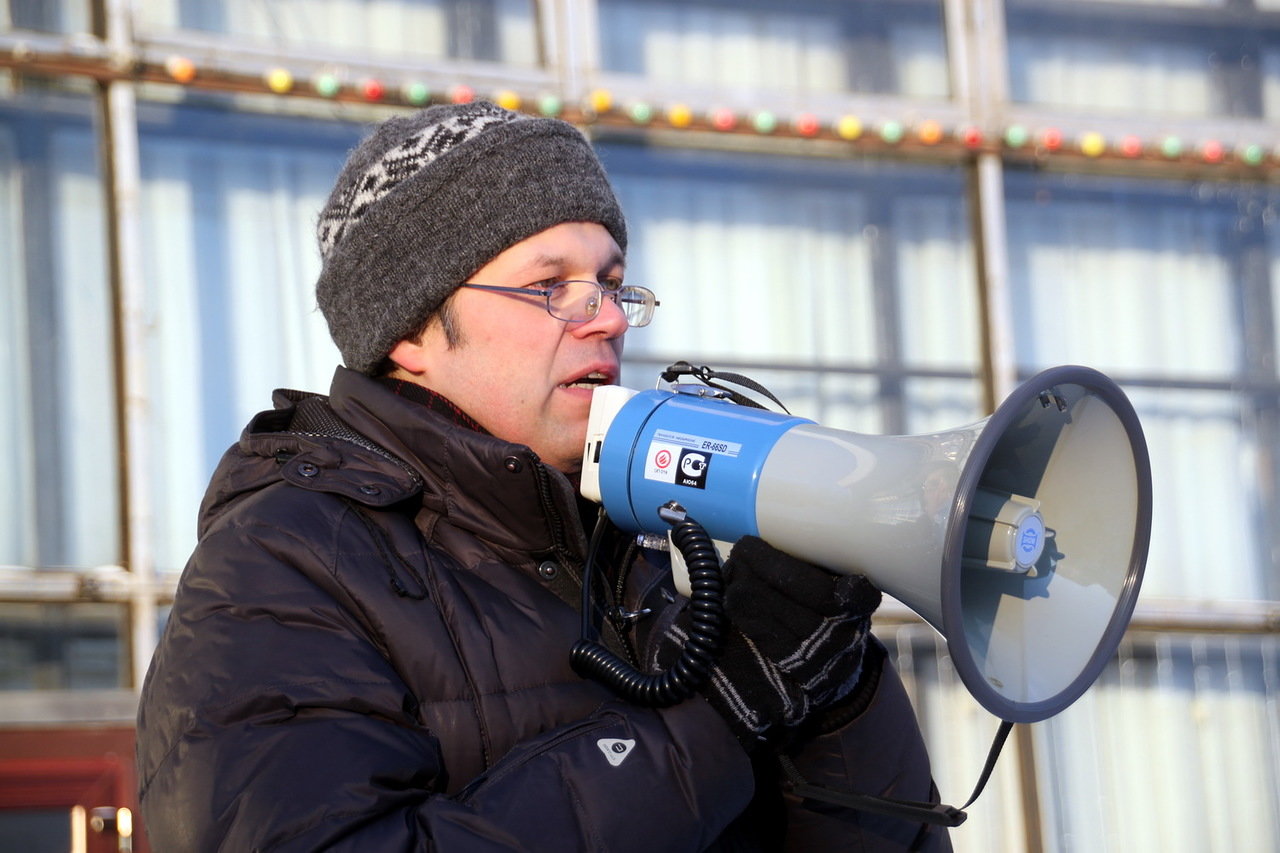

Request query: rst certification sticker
[{"left": 644, "top": 430, "right": 741, "bottom": 490}]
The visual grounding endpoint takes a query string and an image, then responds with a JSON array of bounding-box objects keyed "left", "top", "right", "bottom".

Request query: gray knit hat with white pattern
[{"left": 315, "top": 101, "right": 627, "bottom": 374}]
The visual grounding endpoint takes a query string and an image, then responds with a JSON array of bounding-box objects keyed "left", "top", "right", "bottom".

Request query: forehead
[{"left": 482, "top": 222, "right": 624, "bottom": 277}]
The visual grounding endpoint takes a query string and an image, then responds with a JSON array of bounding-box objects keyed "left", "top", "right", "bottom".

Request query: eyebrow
[{"left": 518, "top": 250, "right": 626, "bottom": 277}]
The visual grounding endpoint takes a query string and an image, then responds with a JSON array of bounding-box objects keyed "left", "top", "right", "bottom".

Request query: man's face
[{"left": 393, "top": 221, "right": 628, "bottom": 476}]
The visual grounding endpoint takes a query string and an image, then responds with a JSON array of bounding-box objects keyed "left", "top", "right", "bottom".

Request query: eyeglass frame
[{"left": 458, "top": 279, "right": 660, "bottom": 327}]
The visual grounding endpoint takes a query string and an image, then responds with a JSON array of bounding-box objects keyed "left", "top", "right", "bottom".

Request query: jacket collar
[{"left": 326, "top": 367, "right": 588, "bottom": 560}]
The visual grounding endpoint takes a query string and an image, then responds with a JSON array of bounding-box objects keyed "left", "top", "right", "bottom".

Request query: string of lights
[{"left": 1, "top": 35, "right": 1276, "bottom": 173}]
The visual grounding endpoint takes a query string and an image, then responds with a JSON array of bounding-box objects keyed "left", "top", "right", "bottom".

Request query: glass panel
[
  {"left": 1004, "top": 172, "right": 1260, "bottom": 380},
  {"left": 1006, "top": 1, "right": 1280, "bottom": 119},
  {"left": 1127, "top": 387, "right": 1270, "bottom": 601},
  {"left": 0, "top": 81, "right": 117, "bottom": 570},
  {"left": 0, "top": 810, "right": 71, "bottom": 853},
  {"left": 1036, "top": 635, "right": 1280, "bottom": 852},
  {"left": 136, "top": 99, "right": 352, "bottom": 572},
  {"left": 603, "top": 142, "right": 976, "bottom": 444},
  {"left": 598, "top": 0, "right": 949, "bottom": 98},
  {"left": 1004, "top": 170, "right": 1279, "bottom": 603},
  {"left": 135, "top": 0, "right": 539, "bottom": 66},
  {"left": 0, "top": 603, "right": 126, "bottom": 690},
  {"left": 1, "top": 0, "right": 90, "bottom": 33},
  {"left": 880, "top": 624, "right": 1030, "bottom": 852},
  {"left": 602, "top": 142, "right": 975, "bottom": 387}
]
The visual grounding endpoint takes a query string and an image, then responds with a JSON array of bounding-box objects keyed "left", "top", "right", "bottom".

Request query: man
[{"left": 136, "top": 101, "right": 950, "bottom": 851}]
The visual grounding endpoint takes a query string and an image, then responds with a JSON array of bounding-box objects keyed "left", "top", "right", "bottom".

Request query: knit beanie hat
[{"left": 315, "top": 101, "right": 628, "bottom": 374}]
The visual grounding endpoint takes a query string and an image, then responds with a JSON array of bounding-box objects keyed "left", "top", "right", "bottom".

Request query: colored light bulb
[
  {"left": 402, "top": 82, "right": 430, "bottom": 105},
  {"left": 1080, "top": 132, "right": 1106, "bottom": 157},
  {"left": 265, "top": 68, "right": 294, "bottom": 94},
  {"left": 836, "top": 115, "right": 862, "bottom": 140},
  {"left": 794, "top": 113, "right": 820, "bottom": 136},
  {"left": 710, "top": 108, "right": 736, "bottom": 131},
  {"left": 314, "top": 73, "right": 341, "bottom": 98},
  {"left": 879, "top": 120, "right": 904, "bottom": 144},
  {"left": 916, "top": 120, "right": 942, "bottom": 145},
  {"left": 165, "top": 55, "right": 196, "bottom": 84},
  {"left": 589, "top": 89, "right": 613, "bottom": 113},
  {"left": 538, "top": 94, "right": 563, "bottom": 116}
]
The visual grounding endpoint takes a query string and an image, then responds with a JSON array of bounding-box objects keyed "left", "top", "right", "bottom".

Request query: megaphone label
[
  {"left": 645, "top": 440, "right": 713, "bottom": 489},
  {"left": 652, "top": 428, "right": 743, "bottom": 458},
  {"left": 644, "top": 430, "right": 742, "bottom": 491}
]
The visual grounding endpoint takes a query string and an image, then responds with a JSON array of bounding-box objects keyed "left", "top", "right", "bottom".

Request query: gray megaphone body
[{"left": 580, "top": 365, "right": 1152, "bottom": 724}]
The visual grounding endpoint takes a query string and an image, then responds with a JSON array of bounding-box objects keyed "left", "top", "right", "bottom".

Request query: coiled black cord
[{"left": 570, "top": 503, "right": 727, "bottom": 707}]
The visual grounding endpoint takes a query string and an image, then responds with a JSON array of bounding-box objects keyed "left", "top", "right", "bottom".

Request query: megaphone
[{"left": 581, "top": 365, "right": 1152, "bottom": 724}]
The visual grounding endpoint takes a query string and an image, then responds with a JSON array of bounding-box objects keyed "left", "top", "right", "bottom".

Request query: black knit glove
[{"left": 653, "top": 536, "right": 882, "bottom": 748}]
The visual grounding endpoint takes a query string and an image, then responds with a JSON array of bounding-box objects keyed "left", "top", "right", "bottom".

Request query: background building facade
[{"left": 1, "top": 0, "right": 1278, "bottom": 850}]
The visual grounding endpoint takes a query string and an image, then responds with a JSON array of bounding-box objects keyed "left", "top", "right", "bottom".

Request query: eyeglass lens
[{"left": 549, "top": 281, "right": 653, "bottom": 326}]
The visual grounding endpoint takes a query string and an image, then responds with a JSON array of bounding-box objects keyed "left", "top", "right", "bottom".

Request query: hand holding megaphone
[{"left": 651, "top": 534, "right": 882, "bottom": 748}]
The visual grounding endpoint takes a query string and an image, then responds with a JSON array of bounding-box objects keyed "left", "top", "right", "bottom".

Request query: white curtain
[
  {"left": 0, "top": 116, "right": 117, "bottom": 570},
  {"left": 609, "top": 154, "right": 979, "bottom": 434},
  {"left": 1008, "top": 32, "right": 1213, "bottom": 115},
  {"left": 0, "top": 1, "right": 90, "bottom": 33},
  {"left": 597, "top": 0, "right": 948, "bottom": 98},
  {"left": 0, "top": 122, "right": 34, "bottom": 566},
  {"left": 136, "top": 0, "right": 537, "bottom": 65},
  {"left": 139, "top": 135, "right": 341, "bottom": 573},
  {"left": 1035, "top": 635, "right": 1280, "bottom": 853},
  {"left": 52, "top": 130, "right": 118, "bottom": 569},
  {"left": 881, "top": 623, "right": 1031, "bottom": 853},
  {"left": 1006, "top": 199, "right": 1236, "bottom": 377}
]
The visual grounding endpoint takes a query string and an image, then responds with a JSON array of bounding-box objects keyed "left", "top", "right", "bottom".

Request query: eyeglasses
[{"left": 459, "top": 280, "right": 660, "bottom": 327}]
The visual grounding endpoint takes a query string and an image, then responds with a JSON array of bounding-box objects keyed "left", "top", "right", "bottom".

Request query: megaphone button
[{"left": 1015, "top": 514, "right": 1047, "bottom": 570}]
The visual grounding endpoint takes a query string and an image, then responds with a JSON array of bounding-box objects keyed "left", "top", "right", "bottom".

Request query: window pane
[
  {"left": 598, "top": 0, "right": 949, "bottom": 99},
  {"left": 1, "top": 0, "right": 89, "bottom": 33},
  {"left": 1006, "top": 1, "right": 1280, "bottom": 119},
  {"left": 881, "top": 624, "right": 1030, "bottom": 851},
  {"left": 0, "top": 603, "right": 126, "bottom": 690},
  {"left": 603, "top": 142, "right": 978, "bottom": 442},
  {"left": 136, "top": 0, "right": 540, "bottom": 66},
  {"left": 1035, "top": 635, "right": 1280, "bottom": 851},
  {"left": 602, "top": 143, "right": 978, "bottom": 435},
  {"left": 1005, "top": 174, "right": 1251, "bottom": 379},
  {"left": 136, "top": 99, "right": 352, "bottom": 572},
  {"left": 0, "top": 82, "right": 117, "bottom": 570},
  {"left": 1004, "top": 169, "right": 1280, "bottom": 603}
]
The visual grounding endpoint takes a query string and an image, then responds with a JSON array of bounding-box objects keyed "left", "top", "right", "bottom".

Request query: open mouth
[{"left": 559, "top": 371, "right": 611, "bottom": 390}]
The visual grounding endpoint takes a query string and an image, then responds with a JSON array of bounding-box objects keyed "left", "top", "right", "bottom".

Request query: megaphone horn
[{"left": 581, "top": 365, "right": 1152, "bottom": 723}]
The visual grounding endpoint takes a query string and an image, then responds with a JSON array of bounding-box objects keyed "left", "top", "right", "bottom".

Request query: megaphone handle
[
  {"left": 570, "top": 508, "right": 727, "bottom": 707},
  {"left": 777, "top": 720, "right": 1015, "bottom": 829}
]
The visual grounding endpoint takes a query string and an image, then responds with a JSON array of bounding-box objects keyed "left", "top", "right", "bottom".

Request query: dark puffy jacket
[{"left": 137, "top": 367, "right": 951, "bottom": 852}]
